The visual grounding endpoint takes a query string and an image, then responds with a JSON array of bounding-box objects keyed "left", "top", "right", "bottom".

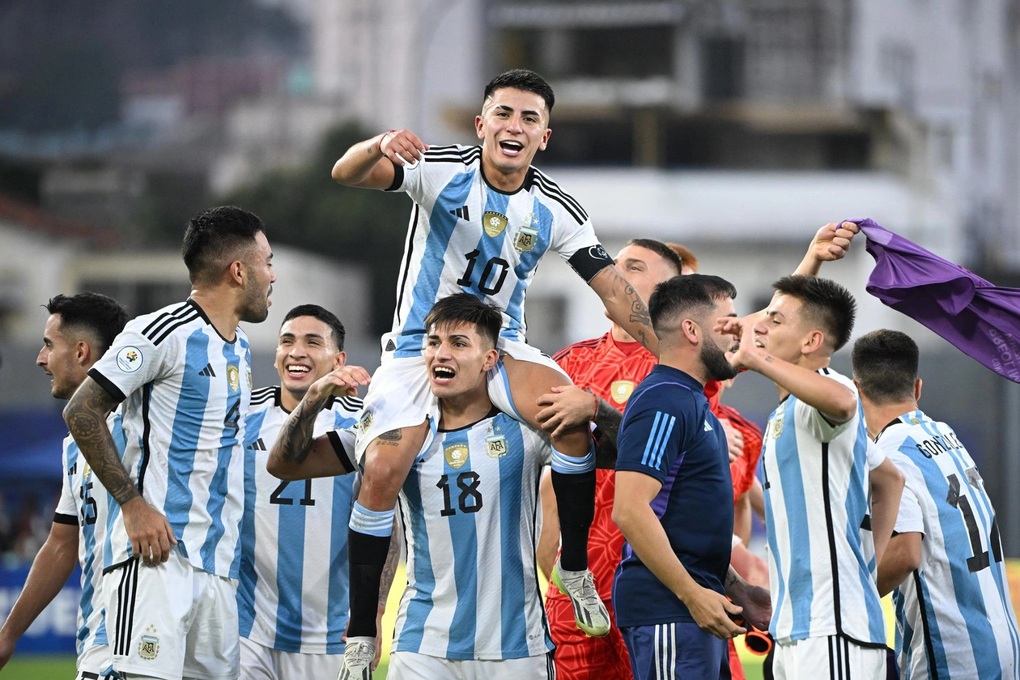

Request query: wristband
[{"left": 589, "top": 390, "right": 599, "bottom": 422}]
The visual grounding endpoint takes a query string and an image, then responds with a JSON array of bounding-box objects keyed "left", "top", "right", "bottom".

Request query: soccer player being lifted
[{"left": 330, "top": 68, "right": 658, "bottom": 677}]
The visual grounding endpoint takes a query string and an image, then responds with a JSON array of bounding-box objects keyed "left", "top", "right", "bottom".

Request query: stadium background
[{"left": 2, "top": 0, "right": 1020, "bottom": 676}]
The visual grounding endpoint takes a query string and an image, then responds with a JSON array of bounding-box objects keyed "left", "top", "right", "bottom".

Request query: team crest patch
[
  {"left": 485, "top": 434, "right": 508, "bottom": 459},
  {"left": 139, "top": 625, "right": 159, "bottom": 660},
  {"left": 513, "top": 225, "right": 538, "bottom": 252},
  {"left": 227, "top": 365, "right": 240, "bottom": 392},
  {"left": 116, "top": 346, "right": 143, "bottom": 373},
  {"left": 483, "top": 211, "right": 508, "bottom": 237},
  {"left": 444, "top": 443, "right": 469, "bottom": 469},
  {"left": 358, "top": 410, "right": 373, "bottom": 432},
  {"left": 610, "top": 380, "right": 635, "bottom": 404},
  {"left": 770, "top": 411, "right": 784, "bottom": 439}
]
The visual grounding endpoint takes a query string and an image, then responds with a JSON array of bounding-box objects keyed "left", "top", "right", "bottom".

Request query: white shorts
[
  {"left": 773, "top": 635, "right": 887, "bottom": 680},
  {"left": 354, "top": 338, "right": 565, "bottom": 460},
  {"left": 389, "top": 650, "right": 555, "bottom": 680},
  {"left": 104, "top": 550, "right": 239, "bottom": 680},
  {"left": 239, "top": 636, "right": 341, "bottom": 680},
  {"left": 76, "top": 641, "right": 118, "bottom": 680}
]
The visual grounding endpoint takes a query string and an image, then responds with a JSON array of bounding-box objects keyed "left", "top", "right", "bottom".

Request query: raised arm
[
  {"left": 331, "top": 129, "right": 427, "bottom": 189},
  {"left": 723, "top": 317, "right": 857, "bottom": 423},
  {"left": 268, "top": 368, "right": 363, "bottom": 479},
  {"left": 64, "top": 378, "right": 176, "bottom": 565},
  {"left": 588, "top": 265, "right": 658, "bottom": 356},
  {"left": 793, "top": 221, "right": 861, "bottom": 277}
]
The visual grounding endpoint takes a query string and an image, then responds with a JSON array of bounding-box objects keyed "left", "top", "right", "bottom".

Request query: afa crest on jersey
[
  {"left": 444, "top": 443, "right": 469, "bottom": 469},
  {"left": 514, "top": 225, "right": 538, "bottom": 253},
  {"left": 485, "top": 434, "right": 508, "bottom": 459},
  {"left": 483, "top": 211, "right": 508, "bottom": 237}
]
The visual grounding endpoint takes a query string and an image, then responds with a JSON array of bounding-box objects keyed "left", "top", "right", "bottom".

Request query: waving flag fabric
[{"left": 857, "top": 218, "right": 1020, "bottom": 383}]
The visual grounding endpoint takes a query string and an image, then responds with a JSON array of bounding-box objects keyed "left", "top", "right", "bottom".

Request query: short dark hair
[
  {"left": 182, "top": 206, "right": 265, "bottom": 284},
  {"left": 851, "top": 329, "right": 919, "bottom": 404},
  {"left": 424, "top": 293, "right": 502, "bottom": 348},
  {"left": 282, "top": 304, "right": 346, "bottom": 351},
  {"left": 45, "top": 292, "right": 128, "bottom": 355},
  {"left": 649, "top": 274, "right": 737, "bottom": 333},
  {"left": 625, "top": 238, "right": 684, "bottom": 277},
  {"left": 483, "top": 69, "right": 555, "bottom": 113},
  {"left": 772, "top": 275, "right": 856, "bottom": 352}
]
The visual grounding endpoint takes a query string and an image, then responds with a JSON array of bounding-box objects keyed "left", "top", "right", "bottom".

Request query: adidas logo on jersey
[
  {"left": 704, "top": 420, "right": 713, "bottom": 431},
  {"left": 198, "top": 364, "right": 216, "bottom": 377},
  {"left": 450, "top": 206, "right": 470, "bottom": 220},
  {"left": 249, "top": 437, "right": 266, "bottom": 451}
]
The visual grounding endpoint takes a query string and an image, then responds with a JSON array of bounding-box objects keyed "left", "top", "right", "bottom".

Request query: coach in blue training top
[{"left": 613, "top": 274, "right": 768, "bottom": 680}]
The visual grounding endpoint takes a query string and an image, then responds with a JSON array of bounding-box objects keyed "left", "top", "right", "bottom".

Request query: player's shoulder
[
  {"left": 249, "top": 386, "right": 279, "bottom": 412},
  {"left": 324, "top": 394, "right": 364, "bottom": 418},
  {"left": 527, "top": 166, "right": 589, "bottom": 225},
  {"left": 127, "top": 299, "right": 206, "bottom": 347},
  {"left": 422, "top": 143, "right": 480, "bottom": 166},
  {"left": 552, "top": 335, "right": 606, "bottom": 362}
]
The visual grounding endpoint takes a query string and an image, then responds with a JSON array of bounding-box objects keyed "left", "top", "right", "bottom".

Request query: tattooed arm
[
  {"left": 588, "top": 265, "right": 659, "bottom": 357},
  {"left": 64, "top": 378, "right": 176, "bottom": 565},
  {"left": 267, "top": 368, "right": 361, "bottom": 480}
]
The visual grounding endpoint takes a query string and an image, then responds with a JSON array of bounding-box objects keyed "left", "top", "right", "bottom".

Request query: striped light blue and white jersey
[
  {"left": 53, "top": 412, "right": 126, "bottom": 665},
  {"left": 878, "top": 410, "right": 1020, "bottom": 679},
  {"left": 88, "top": 298, "right": 252, "bottom": 578},
  {"left": 237, "top": 386, "right": 360, "bottom": 654},
  {"left": 392, "top": 409, "right": 554, "bottom": 660},
  {"left": 761, "top": 368, "right": 887, "bottom": 646},
  {"left": 384, "top": 145, "right": 605, "bottom": 357}
]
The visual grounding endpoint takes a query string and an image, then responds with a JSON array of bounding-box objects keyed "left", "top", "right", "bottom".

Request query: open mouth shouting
[{"left": 498, "top": 140, "right": 524, "bottom": 156}]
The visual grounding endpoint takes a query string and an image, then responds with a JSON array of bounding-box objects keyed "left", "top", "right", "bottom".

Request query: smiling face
[
  {"left": 37, "top": 314, "right": 86, "bottom": 399},
  {"left": 424, "top": 321, "right": 499, "bottom": 402},
  {"left": 274, "top": 315, "right": 344, "bottom": 405},
  {"left": 475, "top": 87, "right": 552, "bottom": 191},
  {"left": 239, "top": 231, "right": 276, "bottom": 324}
]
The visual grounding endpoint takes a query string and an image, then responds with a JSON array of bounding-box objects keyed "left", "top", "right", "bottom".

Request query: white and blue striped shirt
[
  {"left": 879, "top": 410, "right": 1020, "bottom": 679},
  {"left": 384, "top": 145, "right": 603, "bottom": 357},
  {"left": 761, "top": 368, "right": 887, "bottom": 646},
  {"left": 392, "top": 409, "right": 554, "bottom": 660},
  {"left": 88, "top": 299, "right": 252, "bottom": 578},
  {"left": 54, "top": 412, "right": 125, "bottom": 668},
  {"left": 237, "top": 386, "right": 360, "bottom": 654}
]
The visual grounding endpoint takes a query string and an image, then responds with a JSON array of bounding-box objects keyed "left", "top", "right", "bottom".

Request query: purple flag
[{"left": 857, "top": 218, "right": 1020, "bottom": 383}]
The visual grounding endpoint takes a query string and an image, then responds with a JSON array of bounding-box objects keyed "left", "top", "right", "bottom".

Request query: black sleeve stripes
[
  {"left": 567, "top": 244, "right": 615, "bottom": 283},
  {"left": 87, "top": 367, "right": 127, "bottom": 402},
  {"left": 326, "top": 430, "right": 358, "bottom": 475},
  {"left": 53, "top": 512, "right": 78, "bottom": 526}
]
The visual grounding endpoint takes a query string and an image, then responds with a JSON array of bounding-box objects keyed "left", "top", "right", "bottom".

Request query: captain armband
[{"left": 567, "top": 244, "right": 615, "bottom": 283}]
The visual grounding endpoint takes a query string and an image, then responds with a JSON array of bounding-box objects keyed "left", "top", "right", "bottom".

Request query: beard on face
[
  {"left": 701, "top": 338, "right": 739, "bottom": 382},
  {"left": 239, "top": 283, "right": 271, "bottom": 323}
]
